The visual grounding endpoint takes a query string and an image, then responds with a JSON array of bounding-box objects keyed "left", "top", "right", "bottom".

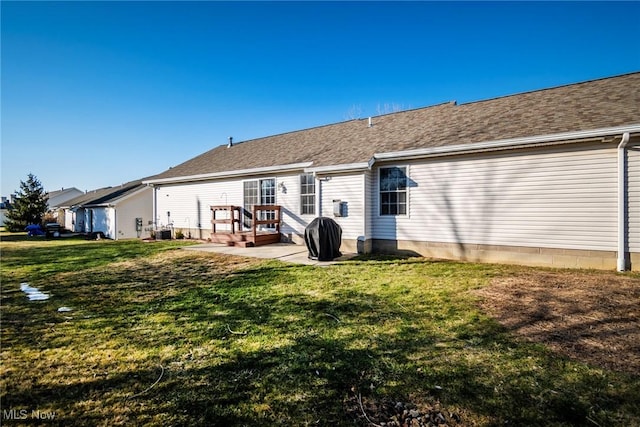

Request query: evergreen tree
[{"left": 4, "top": 174, "right": 49, "bottom": 232}]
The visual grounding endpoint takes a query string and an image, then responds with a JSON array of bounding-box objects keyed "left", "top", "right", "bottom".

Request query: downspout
[{"left": 617, "top": 132, "right": 630, "bottom": 271}]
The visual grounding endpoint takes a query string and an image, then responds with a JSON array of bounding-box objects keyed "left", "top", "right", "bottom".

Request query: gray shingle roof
[
  {"left": 147, "top": 72, "right": 640, "bottom": 181},
  {"left": 61, "top": 180, "right": 145, "bottom": 208}
]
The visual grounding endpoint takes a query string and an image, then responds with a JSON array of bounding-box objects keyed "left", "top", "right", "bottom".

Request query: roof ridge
[
  {"left": 224, "top": 118, "right": 361, "bottom": 148},
  {"left": 222, "top": 102, "right": 458, "bottom": 148},
  {"left": 459, "top": 71, "right": 640, "bottom": 107},
  {"left": 228, "top": 72, "right": 639, "bottom": 145},
  {"left": 369, "top": 101, "right": 457, "bottom": 119}
]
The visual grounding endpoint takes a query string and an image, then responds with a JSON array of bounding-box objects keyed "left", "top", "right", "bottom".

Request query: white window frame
[
  {"left": 300, "top": 173, "right": 316, "bottom": 216},
  {"left": 378, "top": 165, "right": 409, "bottom": 216},
  {"left": 242, "top": 177, "right": 277, "bottom": 229}
]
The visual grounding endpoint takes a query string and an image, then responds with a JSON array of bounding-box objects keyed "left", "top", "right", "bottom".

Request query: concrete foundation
[{"left": 371, "top": 239, "right": 638, "bottom": 271}]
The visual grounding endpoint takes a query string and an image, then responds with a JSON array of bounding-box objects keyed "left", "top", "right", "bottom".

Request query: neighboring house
[
  {"left": 144, "top": 72, "right": 640, "bottom": 271},
  {"left": 47, "top": 187, "right": 84, "bottom": 210},
  {"left": 0, "top": 197, "right": 11, "bottom": 227},
  {"left": 60, "top": 181, "right": 153, "bottom": 239},
  {"left": 46, "top": 187, "right": 84, "bottom": 223}
]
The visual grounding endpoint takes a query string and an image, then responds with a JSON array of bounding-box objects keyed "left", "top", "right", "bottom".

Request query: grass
[{"left": 1, "top": 233, "right": 639, "bottom": 426}]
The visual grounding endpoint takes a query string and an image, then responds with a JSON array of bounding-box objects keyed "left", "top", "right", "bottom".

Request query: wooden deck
[{"left": 210, "top": 205, "right": 281, "bottom": 247}]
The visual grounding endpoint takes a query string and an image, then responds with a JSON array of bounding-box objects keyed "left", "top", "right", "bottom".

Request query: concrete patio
[{"left": 182, "top": 242, "right": 357, "bottom": 266}]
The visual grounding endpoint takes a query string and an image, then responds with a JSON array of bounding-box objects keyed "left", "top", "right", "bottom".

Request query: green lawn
[{"left": 1, "top": 234, "right": 638, "bottom": 426}]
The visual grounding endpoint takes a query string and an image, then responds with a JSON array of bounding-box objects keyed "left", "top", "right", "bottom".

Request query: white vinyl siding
[
  {"left": 364, "top": 170, "right": 373, "bottom": 239},
  {"left": 320, "top": 173, "right": 366, "bottom": 240},
  {"left": 156, "top": 179, "right": 243, "bottom": 233},
  {"left": 64, "top": 210, "right": 74, "bottom": 231},
  {"left": 155, "top": 173, "right": 311, "bottom": 240},
  {"left": 89, "top": 208, "right": 112, "bottom": 237},
  {"left": 275, "top": 174, "right": 310, "bottom": 239},
  {"left": 113, "top": 188, "right": 153, "bottom": 239},
  {"left": 628, "top": 139, "right": 640, "bottom": 252},
  {"left": 372, "top": 142, "right": 620, "bottom": 251}
]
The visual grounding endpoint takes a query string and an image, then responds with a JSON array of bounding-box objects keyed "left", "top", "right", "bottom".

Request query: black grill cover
[{"left": 304, "top": 217, "right": 342, "bottom": 261}]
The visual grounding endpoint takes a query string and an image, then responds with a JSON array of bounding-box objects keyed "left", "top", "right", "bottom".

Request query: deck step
[
  {"left": 210, "top": 231, "right": 280, "bottom": 247},
  {"left": 235, "top": 241, "right": 255, "bottom": 248}
]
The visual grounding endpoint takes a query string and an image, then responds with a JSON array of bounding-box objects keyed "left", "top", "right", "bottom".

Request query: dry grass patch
[{"left": 474, "top": 269, "right": 640, "bottom": 374}]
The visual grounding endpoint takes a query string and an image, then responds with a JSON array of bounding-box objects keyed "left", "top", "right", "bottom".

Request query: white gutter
[
  {"left": 305, "top": 162, "right": 370, "bottom": 174},
  {"left": 143, "top": 162, "right": 313, "bottom": 185},
  {"left": 617, "top": 132, "right": 631, "bottom": 271},
  {"left": 372, "top": 124, "right": 640, "bottom": 163}
]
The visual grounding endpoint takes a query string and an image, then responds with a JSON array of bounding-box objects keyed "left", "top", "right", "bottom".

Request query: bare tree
[
  {"left": 376, "top": 102, "right": 405, "bottom": 115},
  {"left": 344, "top": 104, "right": 363, "bottom": 120}
]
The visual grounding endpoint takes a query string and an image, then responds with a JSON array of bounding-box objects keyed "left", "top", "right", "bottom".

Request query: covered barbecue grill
[{"left": 304, "top": 217, "right": 342, "bottom": 261}]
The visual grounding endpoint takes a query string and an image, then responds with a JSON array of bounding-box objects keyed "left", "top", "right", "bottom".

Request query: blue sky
[{"left": 2, "top": 1, "right": 639, "bottom": 196}]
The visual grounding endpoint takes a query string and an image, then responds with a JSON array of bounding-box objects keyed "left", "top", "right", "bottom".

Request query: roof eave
[
  {"left": 143, "top": 162, "right": 314, "bottom": 185},
  {"left": 305, "top": 162, "right": 370, "bottom": 174},
  {"left": 373, "top": 124, "right": 640, "bottom": 163},
  {"left": 82, "top": 204, "right": 113, "bottom": 208}
]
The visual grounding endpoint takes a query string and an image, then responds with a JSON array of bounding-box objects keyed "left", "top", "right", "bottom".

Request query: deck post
[
  {"left": 230, "top": 206, "right": 235, "bottom": 234},
  {"left": 252, "top": 205, "right": 258, "bottom": 243},
  {"left": 211, "top": 205, "right": 241, "bottom": 236}
]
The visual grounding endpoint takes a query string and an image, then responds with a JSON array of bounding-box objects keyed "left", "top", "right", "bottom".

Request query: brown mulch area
[
  {"left": 345, "top": 394, "right": 469, "bottom": 427},
  {"left": 473, "top": 270, "right": 640, "bottom": 375}
]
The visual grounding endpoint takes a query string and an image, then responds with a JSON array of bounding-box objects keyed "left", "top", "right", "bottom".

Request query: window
[
  {"left": 260, "top": 179, "right": 276, "bottom": 229},
  {"left": 300, "top": 173, "right": 315, "bottom": 215},
  {"left": 260, "top": 179, "right": 276, "bottom": 205},
  {"left": 380, "top": 166, "right": 407, "bottom": 215},
  {"left": 243, "top": 178, "right": 276, "bottom": 229}
]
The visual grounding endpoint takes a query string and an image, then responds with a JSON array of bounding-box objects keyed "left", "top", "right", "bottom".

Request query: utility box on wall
[{"left": 333, "top": 200, "right": 347, "bottom": 217}]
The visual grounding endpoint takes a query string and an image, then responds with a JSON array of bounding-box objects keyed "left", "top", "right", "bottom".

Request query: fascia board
[
  {"left": 143, "top": 162, "right": 314, "bottom": 185},
  {"left": 305, "top": 162, "right": 370, "bottom": 174},
  {"left": 373, "top": 124, "right": 640, "bottom": 163}
]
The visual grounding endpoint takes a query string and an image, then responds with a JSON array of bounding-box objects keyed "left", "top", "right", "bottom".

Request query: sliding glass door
[{"left": 243, "top": 178, "right": 276, "bottom": 230}]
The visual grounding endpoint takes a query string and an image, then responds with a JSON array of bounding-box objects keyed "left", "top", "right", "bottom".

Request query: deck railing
[
  {"left": 210, "top": 205, "right": 242, "bottom": 234},
  {"left": 210, "top": 204, "right": 281, "bottom": 246},
  {"left": 251, "top": 205, "right": 281, "bottom": 240}
]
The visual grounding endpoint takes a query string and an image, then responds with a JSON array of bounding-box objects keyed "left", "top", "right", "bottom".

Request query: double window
[
  {"left": 300, "top": 173, "right": 315, "bottom": 215},
  {"left": 380, "top": 166, "right": 407, "bottom": 215}
]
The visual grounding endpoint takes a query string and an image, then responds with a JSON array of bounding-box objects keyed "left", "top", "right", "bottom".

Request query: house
[
  {"left": 46, "top": 187, "right": 84, "bottom": 223},
  {"left": 143, "top": 72, "right": 640, "bottom": 271},
  {"left": 0, "top": 196, "right": 11, "bottom": 227},
  {"left": 60, "top": 181, "right": 153, "bottom": 239},
  {"left": 46, "top": 187, "right": 84, "bottom": 210}
]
